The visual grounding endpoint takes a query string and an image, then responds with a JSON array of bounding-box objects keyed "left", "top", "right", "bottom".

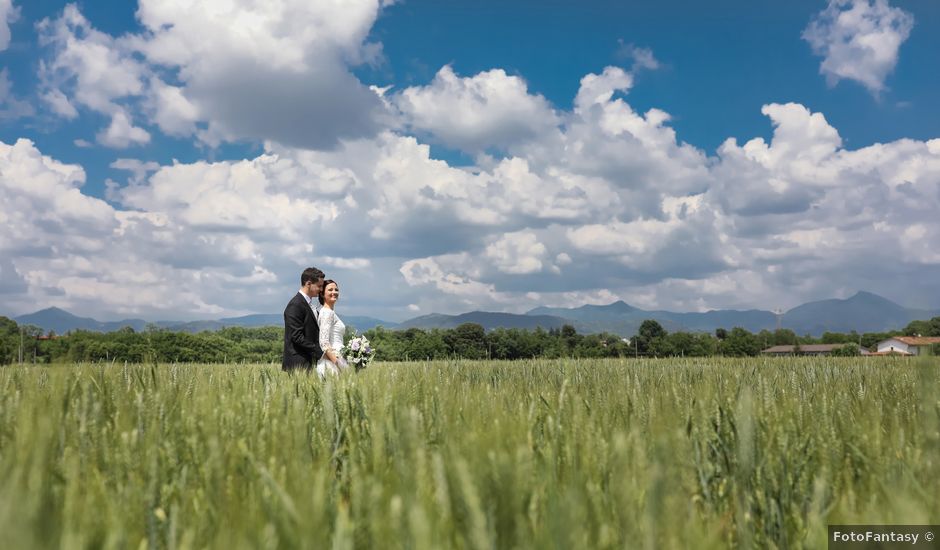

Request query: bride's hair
[{"left": 318, "top": 279, "right": 338, "bottom": 305}]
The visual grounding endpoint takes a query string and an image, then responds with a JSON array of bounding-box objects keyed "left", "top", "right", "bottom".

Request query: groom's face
[{"left": 307, "top": 277, "right": 324, "bottom": 297}]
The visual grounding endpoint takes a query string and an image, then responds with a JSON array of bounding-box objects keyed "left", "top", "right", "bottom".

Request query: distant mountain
[
  {"left": 780, "top": 291, "right": 931, "bottom": 334},
  {"left": 12, "top": 308, "right": 395, "bottom": 334},
  {"left": 14, "top": 307, "right": 155, "bottom": 333},
  {"left": 660, "top": 309, "right": 777, "bottom": 333},
  {"left": 398, "top": 311, "right": 572, "bottom": 332},
  {"left": 9, "top": 292, "right": 938, "bottom": 337},
  {"left": 529, "top": 301, "right": 685, "bottom": 336},
  {"left": 215, "top": 313, "right": 393, "bottom": 332},
  {"left": 220, "top": 313, "right": 282, "bottom": 326},
  {"left": 14, "top": 307, "right": 108, "bottom": 333},
  {"left": 528, "top": 301, "right": 777, "bottom": 335},
  {"left": 526, "top": 291, "right": 938, "bottom": 337}
]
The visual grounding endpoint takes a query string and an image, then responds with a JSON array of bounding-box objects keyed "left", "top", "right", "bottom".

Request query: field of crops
[{"left": 1, "top": 358, "right": 937, "bottom": 549}]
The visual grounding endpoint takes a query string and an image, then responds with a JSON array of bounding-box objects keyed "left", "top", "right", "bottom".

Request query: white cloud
[
  {"left": 617, "top": 42, "right": 660, "bottom": 71},
  {"left": 484, "top": 231, "right": 547, "bottom": 275},
  {"left": 0, "top": 0, "right": 18, "bottom": 51},
  {"left": 574, "top": 66, "right": 633, "bottom": 111},
  {"left": 41, "top": 88, "right": 78, "bottom": 119},
  {"left": 97, "top": 110, "right": 151, "bottom": 148},
  {"left": 0, "top": 138, "right": 325, "bottom": 318},
  {"left": 321, "top": 256, "right": 372, "bottom": 269},
  {"left": 400, "top": 254, "right": 496, "bottom": 299},
  {"left": 37, "top": 5, "right": 147, "bottom": 114},
  {"left": 803, "top": 0, "right": 914, "bottom": 95},
  {"left": 36, "top": 1, "right": 391, "bottom": 150},
  {"left": 134, "top": 0, "right": 389, "bottom": 148},
  {"left": 110, "top": 158, "right": 160, "bottom": 184},
  {"left": 4, "top": 44, "right": 940, "bottom": 320},
  {"left": 396, "top": 65, "right": 560, "bottom": 153},
  {"left": 145, "top": 78, "right": 199, "bottom": 137}
]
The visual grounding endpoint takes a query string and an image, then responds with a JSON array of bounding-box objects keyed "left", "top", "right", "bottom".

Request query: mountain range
[
  {"left": 9, "top": 291, "right": 939, "bottom": 337},
  {"left": 11, "top": 308, "right": 390, "bottom": 335}
]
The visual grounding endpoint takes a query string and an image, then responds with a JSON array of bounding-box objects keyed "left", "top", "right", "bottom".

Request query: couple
[{"left": 282, "top": 266, "right": 349, "bottom": 377}]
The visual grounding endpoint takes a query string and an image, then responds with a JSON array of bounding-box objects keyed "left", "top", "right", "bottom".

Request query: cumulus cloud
[
  {"left": 144, "top": 78, "right": 199, "bottom": 137},
  {"left": 400, "top": 254, "right": 496, "bottom": 300},
  {"left": 396, "top": 65, "right": 560, "bottom": 153},
  {"left": 97, "top": 110, "right": 151, "bottom": 148},
  {"left": 38, "top": 5, "right": 147, "bottom": 114},
  {"left": 711, "top": 103, "right": 843, "bottom": 217},
  {"left": 136, "top": 0, "right": 389, "bottom": 149},
  {"left": 5, "top": 34, "right": 940, "bottom": 319},
  {"left": 0, "top": 0, "right": 18, "bottom": 51},
  {"left": 803, "top": 0, "right": 914, "bottom": 95},
  {"left": 36, "top": 1, "right": 391, "bottom": 150},
  {"left": 41, "top": 88, "right": 78, "bottom": 119},
  {"left": 485, "top": 231, "right": 548, "bottom": 275},
  {"left": 320, "top": 256, "right": 372, "bottom": 270},
  {"left": 110, "top": 158, "right": 160, "bottom": 184}
]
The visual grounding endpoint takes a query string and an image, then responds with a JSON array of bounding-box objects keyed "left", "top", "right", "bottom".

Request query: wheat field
[{"left": 1, "top": 358, "right": 937, "bottom": 549}]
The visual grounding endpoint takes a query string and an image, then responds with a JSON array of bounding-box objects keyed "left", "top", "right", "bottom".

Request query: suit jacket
[{"left": 282, "top": 292, "right": 322, "bottom": 371}]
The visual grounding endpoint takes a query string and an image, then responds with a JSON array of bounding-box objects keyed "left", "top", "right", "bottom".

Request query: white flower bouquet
[{"left": 342, "top": 334, "right": 376, "bottom": 370}]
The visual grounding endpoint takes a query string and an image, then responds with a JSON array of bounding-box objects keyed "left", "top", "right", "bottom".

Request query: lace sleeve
[{"left": 319, "top": 308, "right": 335, "bottom": 352}]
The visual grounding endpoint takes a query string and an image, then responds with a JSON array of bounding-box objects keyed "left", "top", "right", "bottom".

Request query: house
[
  {"left": 876, "top": 336, "right": 940, "bottom": 356},
  {"left": 760, "top": 344, "right": 865, "bottom": 356}
]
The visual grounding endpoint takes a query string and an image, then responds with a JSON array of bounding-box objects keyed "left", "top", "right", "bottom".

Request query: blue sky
[{"left": 1, "top": 0, "right": 939, "bottom": 321}]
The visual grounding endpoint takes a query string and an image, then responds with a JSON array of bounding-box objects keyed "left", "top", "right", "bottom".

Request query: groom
[{"left": 282, "top": 267, "right": 325, "bottom": 372}]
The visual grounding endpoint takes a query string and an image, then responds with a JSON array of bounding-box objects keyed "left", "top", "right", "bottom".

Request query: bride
[{"left": 316, "top": 279, "right": 349, "bottom": 377}]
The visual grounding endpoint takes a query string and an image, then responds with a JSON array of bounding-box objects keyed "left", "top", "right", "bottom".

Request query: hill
[
  {"left": 13, "top": 308, "right": 395, "bottom": 334},
  {"left": 526, "top": 291, "right": 937, "bottom": 336},
  {"left": 9, "top": 291, "right": 938, "bottom": 337},
  {"left": 397, "top": 311, "right": 572, "bottom": 332}
]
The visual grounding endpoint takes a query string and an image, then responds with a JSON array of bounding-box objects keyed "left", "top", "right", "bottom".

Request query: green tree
[
  {"left": 830, "top": 343, "right": 861, "bottom": 357},
  {"left": 719, "top": 327, "right": 761, "bottom": 357},
  {"left": 0, "top": 316, "right": 19, "bottom": 364},
  {"left": 772, "top": 329, "right": 798, "bottom": 346},
  {"left": 637, "top": 320, "right": 667, "bottom": 355},
  {"left": 444, "top": 323, "right": 487, "bottom": 359}
]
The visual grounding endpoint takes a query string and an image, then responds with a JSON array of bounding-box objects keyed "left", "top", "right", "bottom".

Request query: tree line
[{"left": 1, "top": 315, "right": 939, "bottom": 365}]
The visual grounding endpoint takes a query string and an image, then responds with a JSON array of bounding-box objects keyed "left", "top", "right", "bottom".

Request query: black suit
[{"left": 282, "top": 292, "right": 322, "bottom": 371}]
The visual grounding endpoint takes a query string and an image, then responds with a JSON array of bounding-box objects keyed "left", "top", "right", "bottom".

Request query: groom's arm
[{"left": 285, "top": 300, "right": 318, "bottom": 355}]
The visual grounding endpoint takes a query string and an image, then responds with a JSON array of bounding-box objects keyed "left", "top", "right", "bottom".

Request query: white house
[{"left": 876, "top": 336, "right": 940, "bottom": 356}]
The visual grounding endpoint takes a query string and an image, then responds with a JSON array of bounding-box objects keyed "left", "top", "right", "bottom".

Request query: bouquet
[{"left": 342, "top": 334, "right": 376, "bottom": 370}]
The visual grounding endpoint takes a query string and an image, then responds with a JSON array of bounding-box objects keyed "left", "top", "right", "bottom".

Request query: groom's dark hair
[{"left": 301, "top": 267, "right": 325, "bottom": 286}]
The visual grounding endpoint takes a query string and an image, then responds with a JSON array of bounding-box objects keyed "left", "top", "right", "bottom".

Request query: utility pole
[{"left": 19, "top": 326, "right": 23, "bottom": 364}]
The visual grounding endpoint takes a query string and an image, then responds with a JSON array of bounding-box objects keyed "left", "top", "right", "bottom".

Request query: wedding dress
[{"left": 316, "top": 306, "right": 348, "bottom": 377}]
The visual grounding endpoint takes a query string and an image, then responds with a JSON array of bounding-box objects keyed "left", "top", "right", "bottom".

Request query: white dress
[{"left": 316, "top": 307, "right": 348, "bottom": 377}]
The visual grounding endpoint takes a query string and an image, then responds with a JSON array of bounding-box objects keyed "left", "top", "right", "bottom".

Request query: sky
[{"left": 1, "top": 0, "right": 939, "bottom": 322}]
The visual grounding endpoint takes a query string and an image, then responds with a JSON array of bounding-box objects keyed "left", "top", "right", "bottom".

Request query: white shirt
[{"left": 298, "top": 290, "right": 320, "bottom": 320}]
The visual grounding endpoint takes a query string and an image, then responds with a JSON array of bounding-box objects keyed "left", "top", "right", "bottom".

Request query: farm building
[
  {"left": 875, "top": 336, "right": 940, "bottom": 356},
  {"left": 760, "top": 344, "right": 866, "bottom": 356}
]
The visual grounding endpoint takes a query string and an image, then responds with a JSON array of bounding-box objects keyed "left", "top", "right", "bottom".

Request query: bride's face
[{"left": 323, "top": 282, "right": 339, "bottom": 306}]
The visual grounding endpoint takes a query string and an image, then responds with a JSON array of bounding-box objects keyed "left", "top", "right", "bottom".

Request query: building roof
[
  {"left": 761, "top": 344, "right": 847, "bottom": 354},
  {"left": 891, "top": 336, "right": 940, "bottom": 346}
]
